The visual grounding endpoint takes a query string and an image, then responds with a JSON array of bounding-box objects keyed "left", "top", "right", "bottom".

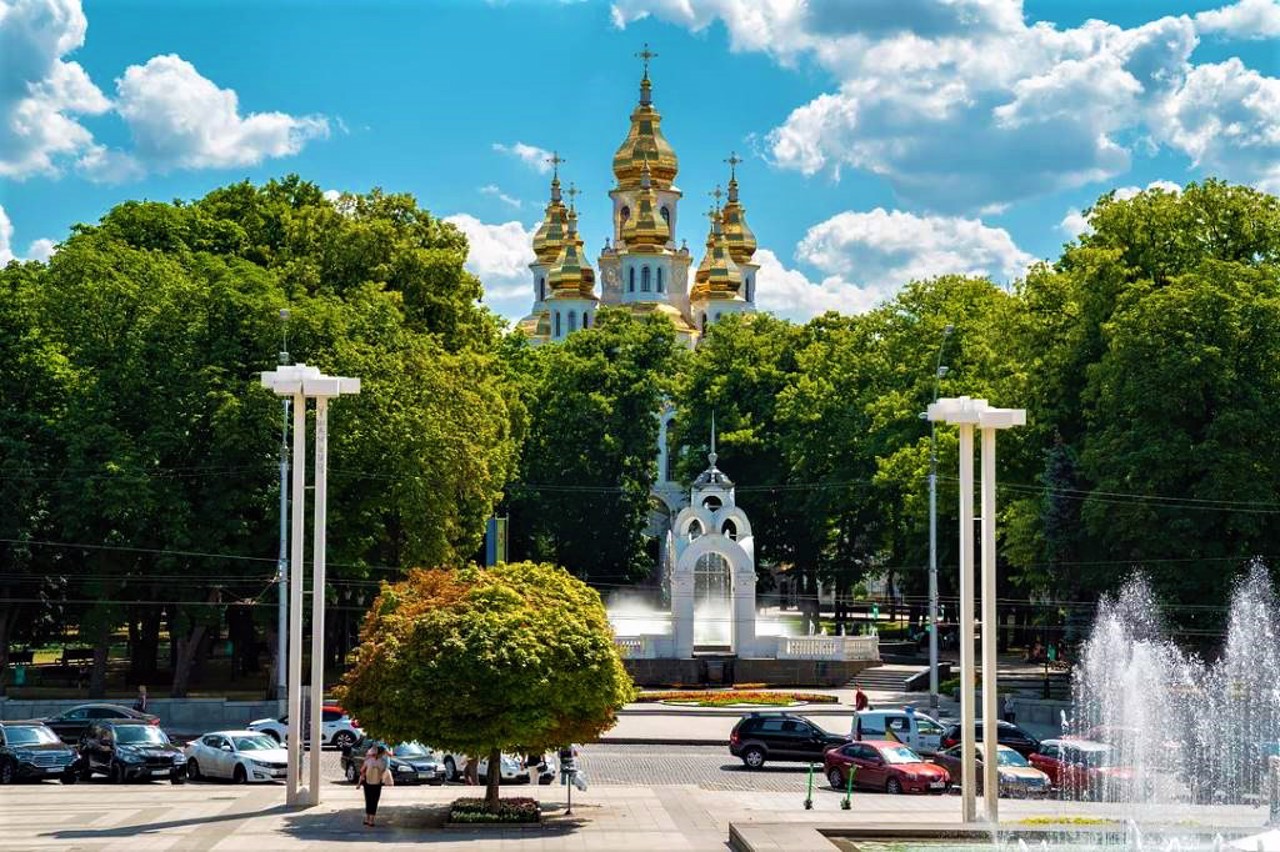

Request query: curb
[
  {"left": 596, "top": 737, "right": 730, "bottom": 747},
  {"left": 620, "top": 705, "right": 854, "bottom": 717}
]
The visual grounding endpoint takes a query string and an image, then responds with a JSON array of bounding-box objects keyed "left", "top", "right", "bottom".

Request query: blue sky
[{"left": 2, "top": 0, "right": 1278, "bottom": 321}]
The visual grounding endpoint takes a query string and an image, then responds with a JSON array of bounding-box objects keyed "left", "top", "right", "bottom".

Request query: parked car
[
  {"left": 184, "top": 730, "right": 288, "bottom": 783},
  {"left": 940, "top": 719, "right": 1041, "bottom": 758},
  {"left": 439, "top": 751, "right": 531, "bottom": 784},
  {"left": 78, "top": 720, "right": 186, "bottom": 784},
  {"left": 928, "top": 743, "right": 1051, "bottom": 797},
  {"left": 853, "top": 708, "right": 947, "bottom": 755},
  {"left": 1029, "top": 738, "right": 1135, "bottom": 798},
  {"left": 43, "top": 703, "right": 160, "bottom": 744},
  {"left": 729, "top": 712, "right": 848, "bottom": 769},
  {"left": 0, "top": 721, "right": 82, "bottom": 784},
  {"left": 823, "top": 739, "right": 950, "bottom": 794},
  {"left": 339, "top": 737, "right": 446, "bottom": 786},
  {"left": 247, "top": 705, "right": 362, "bottom": 750}
]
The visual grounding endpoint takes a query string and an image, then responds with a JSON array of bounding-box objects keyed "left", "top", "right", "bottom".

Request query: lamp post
[
  {"left": 260, "top": 363, "right": 360, "bottom": 808},
  {"left": 275, "top": 309, "right": 290, "bottom": 717},
  {"left": 927, "top": 324, "right": 953, "bottom": 710},
  {"left": 926, "top": 396, "right": 1023, "bottom": 824}
]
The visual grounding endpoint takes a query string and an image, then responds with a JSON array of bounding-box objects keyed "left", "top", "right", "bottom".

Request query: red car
[
  {"left": 1029, "top": 738, "right": 1136, "bottom": 798},
  {"left": 823, "top": 739, "right": 950, "bottom": 794}
]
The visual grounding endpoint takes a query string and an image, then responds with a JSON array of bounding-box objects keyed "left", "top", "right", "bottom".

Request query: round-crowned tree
[{"left": 335, "top": 561, "right": 636, "bottom": 811}]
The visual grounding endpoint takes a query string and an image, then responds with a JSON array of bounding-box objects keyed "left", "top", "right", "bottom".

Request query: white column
[
  {"left": 980, "top": 426, "right": 999, "bottom": 822},
  {"left": 958, "top": 422, "right": 977, "bottom": 824},
  {"left": 286, "top": 393, "right": 306, "bottom": 806},
  {"left": 673, "top": 566, "right": 694, "bottom": 658},
  {"left": 307, "top": 396, "right": 329, "bottom": 805}
]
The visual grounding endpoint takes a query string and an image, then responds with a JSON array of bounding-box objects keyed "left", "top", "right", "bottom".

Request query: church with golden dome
[{"left": 516, "top": 48, "right": 759, "bottom": 346}]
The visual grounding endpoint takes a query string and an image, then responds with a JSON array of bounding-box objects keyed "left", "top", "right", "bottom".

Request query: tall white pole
[
  {"left": 928, "top": 422, "right": 939, "bottom": 709},
  {"left": 958, "top": 422, "right": 977, "bottom": 824},
  {"left": 286, "top": 393, "right": 306, "bottom": 806},
  {"left": 308, "top": 397, "right": 329, "bottom": 805},
  {"left": 981, "top": 427, "right": 999, "bottom": 822},
  {"left": 276, "top": 398, "right": 290, "bottom": 718}
]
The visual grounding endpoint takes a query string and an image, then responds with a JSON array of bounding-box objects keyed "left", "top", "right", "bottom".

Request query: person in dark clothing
[{"left": 358, "top": 744, "right": 393, "bottom": 827}]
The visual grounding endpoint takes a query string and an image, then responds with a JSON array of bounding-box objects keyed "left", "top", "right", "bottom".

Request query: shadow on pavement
[
  {"left": 46, "top": 804, "right": 293, "bottom": 839},
  {"left": 280, "top": 801, "right": 592, "bottom": 843}
]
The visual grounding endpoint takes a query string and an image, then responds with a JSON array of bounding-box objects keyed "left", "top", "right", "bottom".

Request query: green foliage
[
  {"left": 448, "top": 797, "right": 541, "bottom": 823},
  {"left": 336, "top": 561, "right": 635, "bottom": 810}
]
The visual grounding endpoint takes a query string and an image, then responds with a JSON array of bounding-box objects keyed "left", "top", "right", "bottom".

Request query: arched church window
[
  {"left": 641, "top": 266, "right": 651, "bottom": 292},
  {"left": 722, "top": 518, "right": 738, "bottom": 541},
  {"left": 620, "top": 206, "right": 631, "bottom": 225},
  {"left": 665, "top": 417, "right": 677, "bottom": 482},
  {"left": 745, "top": 276, "right": 751, "bottom": 302},
  {"left": 584, "top": 312, "right": 590, "bottom": 329},
  {"left": 554, "top": 312, "right": 561, "bottom": 338},
  {"left": 686, "top": 518, "right": 703, "bottom": 540},
  {"left": 701, "top": 313, "right": 708, "bottom": 333},
  {"left": 702, "top": 495, "right": 723, "bottom": 512},
  {"left": 568, "top": 310, "right": 577, "bottom": 332},
  {"left": 657, "top": 268, "right": 664, "bottom": 292},
  {"left": 660, "top": 206, "right": 670, "bottom": 225},
  {"left": 629, "top": 268, "right": 635, "bottom": 292},
  {"left": 538, "top": 277, "right": 545, "bottom": 301}
]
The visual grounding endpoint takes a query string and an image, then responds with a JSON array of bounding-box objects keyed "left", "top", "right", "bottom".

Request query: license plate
[
  {"left": 929, "top": 781, "right": 944, "bottom": 789},
  {"left": 45, "top": 766, "right": 63, "bottom": 773},
  {"left": 151, "top": 768, "right": 170, "bottom": 776},
  {"left": 272, "top": 769, "right": 287, "bottom": 777}
]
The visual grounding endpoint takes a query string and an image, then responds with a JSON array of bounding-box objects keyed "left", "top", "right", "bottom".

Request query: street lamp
[
  {"left": 260, "top": 363, "right": 360, "bottom": 808},
  {"left": 927, "top": 324, "right": 953, "bottom": 710},
  {"left": 275, "top": 309, "right": 290, "bottom": 716},
  {"left": 926, "top": 395, "right": 1024, "bottom": 825}
]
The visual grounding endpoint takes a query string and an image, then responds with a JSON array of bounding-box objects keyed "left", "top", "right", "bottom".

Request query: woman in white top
[{"left": 358, "top": 744, "right": 392, "bottom": 826}]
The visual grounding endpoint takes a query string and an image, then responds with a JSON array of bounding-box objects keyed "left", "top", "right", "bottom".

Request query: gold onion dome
[
  {"left": 720, "top": 175, "right": 757, "bottom": 265},
  {"left": 612, "top": 72, "right": 679, "bottom": 190},
  {"left": 621, "top": 159, "right": 670, "bottom": 252},
  {"left": 548, "top": 207, "right": 597, "bottom": 299},
  {"left": 531, "top": 175, "right": 567, "bottom": 265},
  {"left": 693, "top": 208, "right": 742, "bottom": 297}
]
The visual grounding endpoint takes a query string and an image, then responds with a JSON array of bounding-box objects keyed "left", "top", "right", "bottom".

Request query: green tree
[{"left": 336, "top": 561, "right": 636, "bottom": 812}]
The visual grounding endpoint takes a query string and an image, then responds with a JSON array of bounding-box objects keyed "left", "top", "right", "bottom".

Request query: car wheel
[
  {"left": 444, "top": 757, "right": 457, "bottom": 782},
  {"left": 187, "top": 760, "right": 202, "bottom": 781},
  {"left": 886, "top": 777, "right": 903, "bottom": 795},
  {"left": 0, "top": 760, "right": 14, "bottom": 784},
  {"left": 741, "top": 747, "right": 765, "bottom": 770},
  {"left": 233, "top": 764, "right": 247, "bottom": 784},
  {"left": 345, "top": 763, "right": 358, "bottom": 784},
  {"left": 828, "top": 768, "right": 844, "bottom": 790},
  {"left": 80, "top": 763, "right": 93, "bottom": 782},
  {"left": 110, "top": 762, "right": 126, "bottom": 784},
  {"left": 170, "top": 769, "right": 185, "bottom": 785},
  {"left": 332, "top": 731, "right": 356, "bottom": 751},
  {"left": 60, "top": 772, "right": 78, "bottom": 785}
]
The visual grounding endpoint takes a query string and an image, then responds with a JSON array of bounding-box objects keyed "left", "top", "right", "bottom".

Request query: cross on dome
[
  {"left": 725, "top": 152, "right": 742, "bottom": 179},
  {"left": 546, "top": 151, "right": 566, "bottom": 179},
  {"left": 566, "top": 182, "right": 580, "bottom": 210},
  {"left": 709, "top": 184, "right": 724, "bottom": 209},
  {"left": 636, "top": 43, "right": 658, "bottom": 78}
]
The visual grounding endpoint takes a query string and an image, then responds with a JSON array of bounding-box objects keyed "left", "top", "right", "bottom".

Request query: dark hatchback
[
  {"left": 729, "top": 712, "right": 849, "bottom": 769},
  {"left": 340, "top": 737, "right": 446, "bottom": 785},
  {"left": 79, "top": 720, "right": 186, "bottom": 783},
  {"left": 0, "top": 721, "right": 82, "bottom": 784},
  {"left": 940, "top": 720, "right": 1042, "bottom": 758},
  {"left": 44, "top": 703, "right": 160, "bottom": 744}
]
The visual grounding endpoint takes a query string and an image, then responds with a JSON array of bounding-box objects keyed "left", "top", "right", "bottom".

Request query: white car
[
  {"left": 439, "top": 751, "right": 530, "bottom": 784},
  {"left": 184, "top": 731, "right": 289, "bottom": 783},
  {"left": 246, "top": 706, "right": 362, "bottom": 750},
  {"left": 854, "top": 708, "right": 947, "bottom": 755}
]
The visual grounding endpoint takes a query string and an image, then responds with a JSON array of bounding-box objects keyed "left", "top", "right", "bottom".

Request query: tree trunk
[
  {"left": 264, "top": 621, "right": 280, "bottom": 701},
  {"left": 129, "top": 610, "right": 161, "bottom": 686},
  {"left": 171, "top": 589, "right": 218, "bottom": 698},
  {"left": 485, "top": 747, "right": 502, "bottom": 813},
  {"left": 89, "top": 620, "right": 110, "bottom": 698}
]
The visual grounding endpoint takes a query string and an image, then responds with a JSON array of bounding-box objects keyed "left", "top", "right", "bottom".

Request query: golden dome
[
  {"left": 720, "top": 175, "right": 757, "bottom": 265},
  {"left": 547, "top": 208, "right": 598, "bottom": 300},
  {"left": 620, "top": 159, "right": 670, "bottom": 253},
  {"left": 628, "top": 300, "right": 698, "bottom": 335},
  {"left": 531, "top": 175, "right": 567, "bottom": 265},
  {"left": 692, "top": 208, "right": 742, "bottom": 299},
  {"left": 612, "top": 73, "right": 679, "bottom": 190}
]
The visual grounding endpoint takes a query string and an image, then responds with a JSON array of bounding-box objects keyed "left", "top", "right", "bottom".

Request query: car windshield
[
  {"left": 115, "top": 726, "right": 167, "bottom": 745},
  {"left": 393, "top": 742, "right": 431, "bottom": 757},
  {"left": 997, "top": 749, "right": 1030, "bottom": 767},
  {"left": 881, "top": 745, "right": 923, "bottom": 764},
  {"left": 916, "top": 718, "right": 943, "bottom": 735},
  {"left": 232, "top": 736, "right": 278, "bottom": 751},
  {"left": 6, "top": 726, "right": 59, "bottom": 746}
]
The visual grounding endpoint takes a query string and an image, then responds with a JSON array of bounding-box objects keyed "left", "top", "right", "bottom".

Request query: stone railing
[
  {"left": 776, "top": 635, "right": 880, "bottom": 662},
  {"left": 613, "top": 635, "right": 675, "bottom": 660}
]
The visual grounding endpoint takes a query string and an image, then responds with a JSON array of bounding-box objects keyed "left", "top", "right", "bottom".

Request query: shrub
[{"left": 448, "top": 797, "right": 541, "bottom": 824}]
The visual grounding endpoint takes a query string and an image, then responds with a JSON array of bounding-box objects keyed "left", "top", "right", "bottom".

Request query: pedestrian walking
[
  {"left": 132, "top": 685, "right": 148, "bottom": 713},
  {"left": 358, "top": 744, "right": 394, "bottom": 827},
  {"left": 854, "top": 686, "right": 870, "bottom": 711},
  {"left": 1003, "top": 694, "right": 1016, "bottom": 724}
]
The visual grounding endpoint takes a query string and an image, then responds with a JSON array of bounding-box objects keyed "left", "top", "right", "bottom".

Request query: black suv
[
  {"left": 940, "top": 720, "right": 1041, "bottom": 758},
  {"left": 79, "top": 720, "right": 187, "bottom": 784},
  {"left": 729, "top": 712, "right": 848, "bottom": 769},
  {"left": 339, "top": 737, "right": 446, "bottom": 786},
  {"left": 0, "top": 721, "right": 81, "bottom": 784}
]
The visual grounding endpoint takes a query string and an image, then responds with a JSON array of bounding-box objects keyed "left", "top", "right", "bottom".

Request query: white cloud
[
  {"left": 754, "top": 248, "right": 886, "bottom": 318},
  {"left": 1195, "top": 0, "right": 1280, "bottom": 39},
  {"left": 480, "top": 183, "right": 522, "bottom": 209},
  {"left": 0, "top": 204, "right": 54, "bottom": 263},
  {"left": 492, "top": 141, "right": 553, "bottom": 173},
  {"left": 611, "top": 1, "right": 1279, "bottom": 210},
  {"left": 114, "top": 54, "right": 329, "bottom": 171},
  {"left": 443, "top": 214, "right": 536, "bottom": 316},
  {"left": 322, "top": 189, "right": 342, "bottom": 202},
  {"left": 0, "top": 0, "right": 111, "bottom": 178}
]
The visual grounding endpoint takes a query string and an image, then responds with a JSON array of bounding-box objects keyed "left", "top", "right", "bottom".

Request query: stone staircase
[{"left": 847, "top": 664, "right": 925, "bottom": 693}]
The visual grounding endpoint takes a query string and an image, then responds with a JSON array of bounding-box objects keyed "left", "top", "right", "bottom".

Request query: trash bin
[
  {"left": 705, "top": 659, "right": 724, "bottom": 684},
  {"left": 13, "top": 665, "right": 25, "bottom": 687}
]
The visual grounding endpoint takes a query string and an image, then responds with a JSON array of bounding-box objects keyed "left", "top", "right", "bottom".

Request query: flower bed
[
  {"left": 448, "top": 797, "right": 541, "bottom": 824},
  {"left": 636, "top": 689, "right": 839, "bottom": 707}
]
